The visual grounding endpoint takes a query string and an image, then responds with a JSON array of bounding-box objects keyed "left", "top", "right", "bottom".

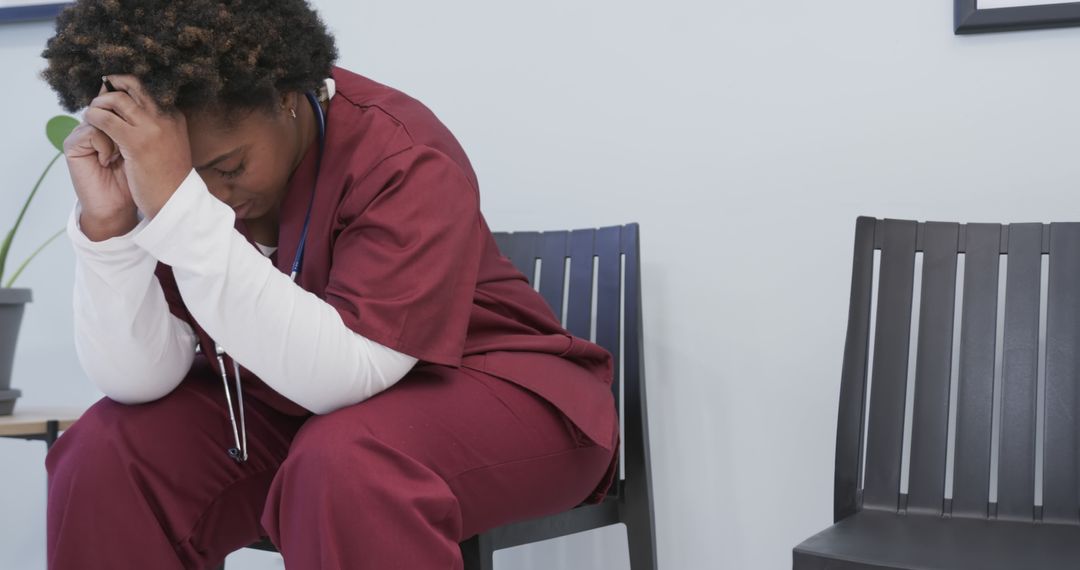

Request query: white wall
[{"left": 3, "top": 0, "right": 1080, "bottom": 568}]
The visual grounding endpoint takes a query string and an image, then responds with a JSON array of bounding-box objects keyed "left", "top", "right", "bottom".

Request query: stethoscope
[{"left": 196, "top": 86, "right": 328, "bottom": 463}]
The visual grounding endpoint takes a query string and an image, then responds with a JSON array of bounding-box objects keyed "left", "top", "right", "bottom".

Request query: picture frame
[
  {"left": 955, "top": 0, "right": 1080, "bottom": 34},
  {"left": 0, "top": 2, "right": 68, "bottom": 24}
]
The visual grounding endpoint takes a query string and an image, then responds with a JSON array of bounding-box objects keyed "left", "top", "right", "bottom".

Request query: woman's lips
[{"left": 233, "top": 201, "right": 252, "bottom": 217}]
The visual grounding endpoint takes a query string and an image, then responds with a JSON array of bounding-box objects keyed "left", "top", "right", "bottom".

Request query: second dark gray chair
[{"left": 794, "top": 217, "right": 1080, "bottom": 569}]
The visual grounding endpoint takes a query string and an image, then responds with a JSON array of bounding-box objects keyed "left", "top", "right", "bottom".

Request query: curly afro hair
[{"left": 40, "top": 0, "right": 338, "bottom": 118}]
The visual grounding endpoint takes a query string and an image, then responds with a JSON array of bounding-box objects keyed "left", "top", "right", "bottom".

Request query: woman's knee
[
  {"left": 46, "top": 397, "right": 138, "bottom": 482},
  {"left": 274, "top": 411, "right": 454, "bottom": 500},
  {"left": 264, "top": 413, "right": 462, "bottom": 545},
  {"left": 279, "top": 413, "right": 395, "bottom": 484}
]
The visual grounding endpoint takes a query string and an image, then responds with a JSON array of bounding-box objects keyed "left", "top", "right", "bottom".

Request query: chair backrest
[
  {"left": 835, "top": 217, "right": 1080, "bottom": 526},
  {"left": 492, "top": 224, "right": 647, "bottom": 498}
]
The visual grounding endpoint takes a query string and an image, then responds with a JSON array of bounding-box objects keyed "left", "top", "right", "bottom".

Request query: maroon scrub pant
[{"left": 45, "top": 359, "right": 617, "bottom": 569}]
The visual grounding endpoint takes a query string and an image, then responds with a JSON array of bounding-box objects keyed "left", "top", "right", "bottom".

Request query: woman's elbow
[
  {"left": 91, "top": 370, "right": 185, "bottom": 404},
  {"left": 78, "top": 348, "right": 190, "bottom": 404}
]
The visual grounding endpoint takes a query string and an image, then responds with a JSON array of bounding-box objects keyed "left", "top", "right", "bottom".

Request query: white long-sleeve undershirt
[
  {"left": 68, "top": 203, "right": 198, "bottom": 404},
  {"left": 68, "top": 169, "right": 419, "bottom": 414}
]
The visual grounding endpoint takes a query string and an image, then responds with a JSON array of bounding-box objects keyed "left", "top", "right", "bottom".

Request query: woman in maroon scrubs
[{"left": 40, "top": 1, "right": 618, "bottom": 568}]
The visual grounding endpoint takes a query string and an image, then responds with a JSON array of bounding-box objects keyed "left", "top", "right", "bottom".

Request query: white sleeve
[
  {"left": 132, "top": 169, "right": 419, "bottom": 415},
  {"left": 67, "top": 201, "right": 198, "bottom": 404}
]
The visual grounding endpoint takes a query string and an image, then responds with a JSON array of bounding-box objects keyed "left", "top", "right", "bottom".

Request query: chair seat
[{"left": 794, "top": 510, "right": 1080, "bottom": 570}]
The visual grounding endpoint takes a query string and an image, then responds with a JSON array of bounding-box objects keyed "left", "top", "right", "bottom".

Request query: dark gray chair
[
  {"left": 227, "top": 224, "right": 657, "bottom": 570},
  {"left": 794, "top": 217, "right": 1080, "bottom": 569}
]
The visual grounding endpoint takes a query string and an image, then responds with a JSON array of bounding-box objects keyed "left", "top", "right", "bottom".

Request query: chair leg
[
  {"left": 625, "top": 517, "right": 658, "bottom": 570},
  {"left": 460, "top": 533, "right": 495, "bottom": 570},
  {"left": 623, "top": 479, "right": 659, "bottom": 570}
]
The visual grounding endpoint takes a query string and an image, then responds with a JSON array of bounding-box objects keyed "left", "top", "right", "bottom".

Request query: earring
[{"left": 289, "top": 108, "right": 297, "bottom": 119}]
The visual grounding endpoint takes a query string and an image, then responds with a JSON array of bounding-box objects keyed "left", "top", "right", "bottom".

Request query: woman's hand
[
  {"left": 62, "top": 81, "right": 138, "bottom": 241},
  {"left": 82, "top": 74, "right": 192, "bottom": 220}
]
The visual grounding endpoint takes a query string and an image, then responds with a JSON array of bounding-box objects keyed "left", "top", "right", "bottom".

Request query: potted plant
[{"left": 0, "top": 115, "right": 78, "bottom": 415}]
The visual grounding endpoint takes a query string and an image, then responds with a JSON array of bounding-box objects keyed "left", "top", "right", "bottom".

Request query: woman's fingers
[
  {"left": 88, "top": 75, "right": 173, "bottom": 153},
  {"left": 89, "top": 128, "right": 119, "bottom": 167},
  {"left": 99, "top": 74, "right": 156, "bottom": 113},
  {"left": 88, "top": 74, "right": 191, "bottom": 219},
  {"left": 89, "top": 91, "right": 142, "bottom": 126},
  {"left": 82, "top": 106, "right": 131, "bottom": 150},
  {"left": 63, "top": 123, "right": 114, "bottom": 167}
]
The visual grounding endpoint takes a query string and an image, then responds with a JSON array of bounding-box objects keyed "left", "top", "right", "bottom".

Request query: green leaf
[{"left": 46, "top": 115, "right": 79, "bottom": 153}]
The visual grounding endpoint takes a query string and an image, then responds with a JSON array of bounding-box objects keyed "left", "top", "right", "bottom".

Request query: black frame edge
[
  {"left": 0, "top": 3, "right": 68, "bottom": 24},
  {"left": 956, "top": 0, "right": 1080, "bottom": 34}
]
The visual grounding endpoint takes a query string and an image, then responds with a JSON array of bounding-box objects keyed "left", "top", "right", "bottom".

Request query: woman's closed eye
[{"left": 217, "top": 162, "right": 246, "bottom": 179}]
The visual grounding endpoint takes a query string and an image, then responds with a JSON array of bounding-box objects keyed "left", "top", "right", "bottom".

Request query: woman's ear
[{"left": 277, "top": 91, "right": 300, "bottom": 117}]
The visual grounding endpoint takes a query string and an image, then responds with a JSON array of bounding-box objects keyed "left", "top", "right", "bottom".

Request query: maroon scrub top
[{"left": 154, "top": 65, "right": 618, "bottom": 456}]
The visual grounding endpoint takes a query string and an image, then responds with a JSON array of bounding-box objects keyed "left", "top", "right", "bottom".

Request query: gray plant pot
[{"left": 0, "top": 287, "right": 31, "bottom": 416}]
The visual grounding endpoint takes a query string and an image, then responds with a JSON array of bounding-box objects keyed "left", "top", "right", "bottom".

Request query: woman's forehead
[
  {"left": 186, "top": 101, "right": 273, "bottom": 132},
  {"left": 187, "top": 109, "right": 263, "bottom": 148},
  {"left": 193, "top": 143, "right": 252, "bottom": 171}
]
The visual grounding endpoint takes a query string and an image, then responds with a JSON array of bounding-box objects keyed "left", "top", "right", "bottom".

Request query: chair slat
[
  {"left": 907, "top": 222, "right": 960, "bottom": 515},
  {"left": 834, "top": 217, "right": 877, "bottom": 522},
  {"left": 565, "top": 230, "right": 596, "bottom": 340},
  {"left": 1043, "top": 224, "right": 1080, "bottom": 524},
  {"left": 596, "top": 225, "right": 622, "bottom": 362},
  {"left": 538, "top": 231, "right": 570, "bottom": 319},
  {"left": 492, "top": 233, "right": 513, "bottom": 266},
  {"left": 996, "top": 224, "right": 1042, "bottom": 521},
  {"left": 863, "top": 219, "right": 918, "bottom": 512},
  {"left": 500, "top": 231, "right": 539, "bottom": 281},
  {"left": 952, "top": 223, "right": 1002, "bottom": 518},
  {"left": 621, "top": 224, "right": 642, "bottom": 405},
  {"left": 595, "top": 227, "right": 623, "bottom": 396}
]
